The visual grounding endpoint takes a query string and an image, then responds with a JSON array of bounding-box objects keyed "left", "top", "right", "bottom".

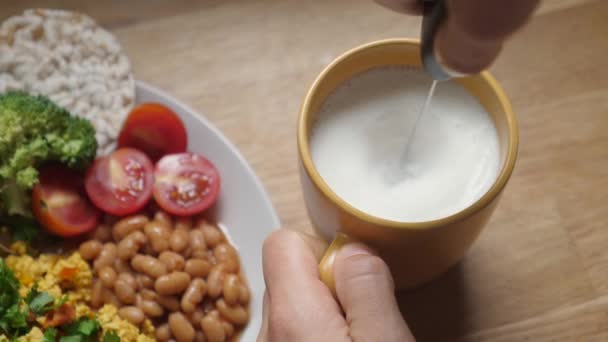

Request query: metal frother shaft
[{"left": 420, "top": 0, "right": 452, "bottom": 81}]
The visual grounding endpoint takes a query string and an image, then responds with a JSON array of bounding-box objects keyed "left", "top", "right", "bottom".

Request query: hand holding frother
[{"left": 380, "top": 0, "right": 541, "bottom": 78}]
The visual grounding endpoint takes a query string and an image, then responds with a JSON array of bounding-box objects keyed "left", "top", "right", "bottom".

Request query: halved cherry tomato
[
  {"left": 32, "top": 165, "right": 100, "bottom": 237},
  {"left": 85, "top": 148, "right": 154, "bottom": 216},
  {"left": 118, "top": 103, "right": 188, "bottom": 161},
  {"left": 153, "top": 153, "right": 220, "bottom": 216}
]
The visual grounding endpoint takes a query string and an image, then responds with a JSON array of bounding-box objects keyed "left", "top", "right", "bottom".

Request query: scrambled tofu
[
  {"left": 3, "top": 244, "right": 154, "bottom": 341},
  {"left": 15, "top": 327, "right": 43, "bottom": 342},
  {"left": 5, "top": 246, "right": 91, "bottom": 301}
]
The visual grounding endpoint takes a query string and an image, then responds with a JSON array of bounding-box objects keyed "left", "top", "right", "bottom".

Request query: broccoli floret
[{"left": 0, "top": 91, "right": 97, "bottom": 218}]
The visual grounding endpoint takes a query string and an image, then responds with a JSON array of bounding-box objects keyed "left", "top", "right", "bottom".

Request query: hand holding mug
[{"left": 257, "top": 229, "right": 415, "bottom": 342}]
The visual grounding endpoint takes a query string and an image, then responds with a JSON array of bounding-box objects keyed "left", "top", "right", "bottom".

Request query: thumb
[{"left": 334, "top": 243, "right": 415, "bottom": 342}]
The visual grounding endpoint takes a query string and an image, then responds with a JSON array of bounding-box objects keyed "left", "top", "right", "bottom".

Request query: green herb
[
  {"left": 0, "top": 260, "right": 28, "bottom": 338},
  {"left": 25, "top": 285, "right": 55, "bottom": 315},
  {"left": 59, "top": 336, "right": 85, "bottom": 342},
  {"left": 102, "top": 331, "right": 120, "bottom": 342},
  {"left": 23, "top": 284, "right": 38, "bottom": 304},
  {"left": 0, "top": 304, "right": 29, "bottom": 337},
  {"left": 0, "top": 260, "right": 20, "bottom": 315},
  {"left": 43, "top": 327, "right": 57, "bottom": 342},
  {"left": 63, "top": 317, "right": 100, "bottom": 337}
]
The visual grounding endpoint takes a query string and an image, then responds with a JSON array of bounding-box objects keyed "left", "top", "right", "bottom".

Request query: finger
[
  {"left": 374, "top": 0, "right": 422, "bottom": 15},
  {"left": 297, "top": 231, "right": 330, "bottom": 262},
  {"left": 262, "top": 229, "right": 347, "bottom": 340},
  {"left": 334, "top": 243, "right": 415, "bottom": 342},
  {"left": 263, "top": 229, "right": 333, "bottom": 301},
  {"left": 436, "top": 0, "right": 540, "bottom": 73},
  {"left": 448, "top": 0, "right": 540, "bottom": 40}
]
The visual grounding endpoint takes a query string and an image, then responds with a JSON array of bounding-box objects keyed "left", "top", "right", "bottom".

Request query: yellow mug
[{"left": 297, "top": 39, "right": 518, "bottom": 292}]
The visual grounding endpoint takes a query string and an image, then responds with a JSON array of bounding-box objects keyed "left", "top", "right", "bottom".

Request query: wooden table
[{"left": 2, "top": 1, "right": 607, "bottom": 340}]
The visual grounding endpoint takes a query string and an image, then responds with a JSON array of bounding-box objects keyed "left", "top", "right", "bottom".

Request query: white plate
[{"left": 136, "top": 81, "right": 280, "bottom": 340}]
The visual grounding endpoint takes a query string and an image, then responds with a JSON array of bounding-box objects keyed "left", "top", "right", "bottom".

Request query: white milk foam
[{"left": 310, "top": 66, "right": 500, "bottom": 222}]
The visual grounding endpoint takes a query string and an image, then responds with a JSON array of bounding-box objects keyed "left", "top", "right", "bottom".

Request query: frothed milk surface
[{"left": 310, "top": 67, "right": 500, "bottom": 222}]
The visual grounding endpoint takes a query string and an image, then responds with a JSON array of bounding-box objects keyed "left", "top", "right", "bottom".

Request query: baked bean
[
  {"left": 207, "top": 265, "right": 224, "bottom": 298},
  {"left": 144, "top": 220, "right": 171, "bottom": 253},
  {"left": 115, "top": 279, "right": 136, "bottom": 304},
  {"left": 136, "top": 274, "right": 154, "bottom": 289},
  {"left": 170, "top": 228, "right": 190, "bottom": 253},
  {"left": 200, "top": 221, "right": 223, "bottom": 248},
  {"left": 216, "top": 299, "right": 248, "bottom": 325},
  {"left": 194, "top": 331, "right": 207, "bottom": 342},
  {"left": 222, "top": 274, "right": 239, "bottom": 305},
  {"left": 79, "top": 240, "right": 103, "bottom": 260},
  {"left": 175, "top": 216, "right": 192, "bottom": 230},
  {"left": 200, "top": 311, "right": 225, "bottom": 342},
  {"left": 155, "top": 272, "right": 191, "bottom": 295},
  {"left": 130, "top": 254, "right": 147, "bottom": 271},
  {"left": 238, "top": 283, "right": 250, "bottom": 305},
  {"left": 222, "top": 320, "right": 234, "bottom": 338},
  {"left": 155, "top": 323, "right": 172, "bottom": 342},
  {"left": 213, "top": 243, "right": 239, "bottom": 273},
  {"left": 139, "top": 299, "right": 164, "bottom": 317},
  {"left": 157, "top": 295, "right": 181, "bottom": 311},
  {"left": 140, "top": 288, "right": 157, "bottom": 301},
  {"left": 189, "top": 230, "right": 207, "bottom": 259},
  {"left": 93, "top": 243, "right": 117, "bottom": 271},
  {"left": 102, "top": 287, "right": 121, "bottom": 308},
  {"left": 184, "top": 258, "right": 212, "bottom": 278},
  {"left": 114, "top": 259, "right": 132, "bottom": 273},
  {"left": 98, "top": 266, "right": 117, "bottom": 288},
  {"left": 187, "top": 309, "right": 205, "bottom": 326},
  {"left": 159, "top": 251, "right": 185, "bottom": 272},
  {"left": 154, "top": 210, "right": 173, "bottom": 227},
  {"left": 131, "top": 254, "right": 167, "bottom": 278},
  {"left": 117, "top": 231, "right": 147, "bottom": 260},
  {"left": 118, "top": 272, "right": 138, "bottom": 290},
  {"left": 135, "top": 293, "right": 143, "bottom": 308},
  {"left": 91, "top": 281, "right": 104, "bottom": 308},
  {"left": 118, "top": 306, "right": 145, "bottom": 326},
  {"left": 169, "top": 312, "right": 195, "bottom": 342},
  {"left": 181, "top": 278, "right": 207, "bottom": 313},
  {"left": 113, "top": 215, "right": 148, "bottom": 241},
  {"left": 91, "top": 224, "right": 112, "bottom": 242}
]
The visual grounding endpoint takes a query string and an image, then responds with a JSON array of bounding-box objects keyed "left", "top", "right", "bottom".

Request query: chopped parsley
[
  {"left": 43, "top": 327, "right": 58, "bottom": 342},
  {"left": 25, "top": 285, "right": 55, "bottom": 315},
  {"left": 102, "top": 331, "right": 120, "bottom": 342},
  {"left": 63, "top": 317, "right": 100, "bottom": 337},
  {"left": 0, "top": 259, "right": 28, "bottom": 338}
]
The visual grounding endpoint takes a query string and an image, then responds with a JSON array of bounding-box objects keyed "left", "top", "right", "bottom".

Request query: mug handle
[{"left": 318, "top": 232, "right": 357, "bottom": 296}]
